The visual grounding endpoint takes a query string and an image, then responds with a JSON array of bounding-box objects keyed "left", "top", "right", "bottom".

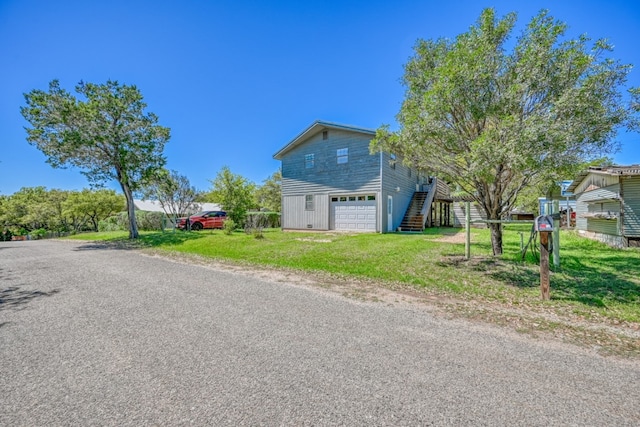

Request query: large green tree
[
  {"left": 372, "top": 8, "right": 638, "bottom": 255},
  {"left": 255, "top": 169, "right": 282, "bottom": 212},
  {"left": 21, "top": 80, "right": 170, "bottom": 238},
  {"left": 142, "top": 169, "right": 199, "bottom": 220},
  {"left": 206, "top": 166, "right": 256, "bottom": 226},
  {"left": 1, "top": 187, "right": 55, "bottom": 232},
  {"left": 63, "top": 189, "right": 125, "bottom": 232}
]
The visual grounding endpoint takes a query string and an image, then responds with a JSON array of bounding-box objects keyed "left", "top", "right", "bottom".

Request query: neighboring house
[
  {"left": 538, "top": 179, "right": 577, "bottom": 217},
  {"left": 133, "top": 200, "right": 221, "bottom": 216},
  {"left": 273, "top": 120, "right": 451, "bottom": 233},
  {"left": 566, "top": 165, "right": 640, "bottom": 248}
]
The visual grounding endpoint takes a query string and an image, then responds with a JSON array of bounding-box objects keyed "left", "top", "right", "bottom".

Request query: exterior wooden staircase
[
  {"left": 399, "top": 178, "right": 440, "bottom": 232},
  {"left": 399, "top": 192, "right": 429, "bottom": 232}
]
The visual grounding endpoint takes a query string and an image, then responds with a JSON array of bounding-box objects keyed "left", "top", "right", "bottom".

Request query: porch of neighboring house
[{"left": 398, "top": 178, "right": 454, "bottom": 232}]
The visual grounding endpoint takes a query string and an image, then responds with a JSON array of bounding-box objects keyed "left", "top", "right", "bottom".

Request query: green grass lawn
[{"left": 68, "top": 226, "right": 640, "bottom": 325}]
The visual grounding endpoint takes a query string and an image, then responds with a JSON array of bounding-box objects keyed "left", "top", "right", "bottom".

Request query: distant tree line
[
  {"left": 0, "top": 166, "right": 282, "bottom": 238},
  {"left": 0, "top": 187, "right": 125, "bottom": 237}
]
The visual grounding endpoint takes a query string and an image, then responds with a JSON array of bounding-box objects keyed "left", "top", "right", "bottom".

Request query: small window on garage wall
[{"left": 305, "top": 195, "right": 314, "bottom": 210}]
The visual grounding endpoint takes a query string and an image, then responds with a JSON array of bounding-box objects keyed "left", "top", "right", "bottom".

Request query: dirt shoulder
[{"left": 142, "top": 248, "right": 640, "bottom": 360}]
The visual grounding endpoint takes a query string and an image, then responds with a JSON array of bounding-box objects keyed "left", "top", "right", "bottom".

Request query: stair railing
[{"left": 419, "top": 177, "right": 438, "bottom": 228}]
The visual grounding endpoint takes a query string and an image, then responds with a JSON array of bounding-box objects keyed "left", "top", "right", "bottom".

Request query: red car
[{"left": 177, "top": 211, "right": 227, "bottom": 230}]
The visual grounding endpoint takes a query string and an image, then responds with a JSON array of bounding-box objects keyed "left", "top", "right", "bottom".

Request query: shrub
[
  {"left": 244, "top": 212, "right": 280, "bottom": 239},
  {"left": 246, "top": 211, "right": 281, "bottom": 229},
  {"left": 223, "top": 219, "right": 236, "bottom": 235},
  {"left": 31, "top": 228, "right": 47, "bottom": 240},
  {"left": 98, "top": 216, "right": 122, "bottom": 232},
  {"left": 137, "top": 211, "right": 164, "bottom": 231},
  {"left": 99, "top": 213, "right": 127, "bottom": 231},
  {"left": 1, "top": 229, "right": 12, "bottom": 242},
  {"left": 98, "top": 211, "right": 165, "bottom": 232}
]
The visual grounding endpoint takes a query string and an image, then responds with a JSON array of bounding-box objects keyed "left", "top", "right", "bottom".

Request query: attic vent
[{"left": 322, "top": 130, "right": 328, "bottom": 140}]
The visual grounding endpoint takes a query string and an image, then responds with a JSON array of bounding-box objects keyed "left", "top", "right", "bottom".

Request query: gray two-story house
[{"left": 273, "top": 120, "right": 451, "bottom": 233}]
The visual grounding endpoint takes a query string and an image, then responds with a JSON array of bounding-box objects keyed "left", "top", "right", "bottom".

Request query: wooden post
[
  {"left": 465, "top": 201, "right": 471, "bottom": 260},
  {"left": 519, "top": 232, "right": 524, "bottom": 253},
  {"left": 552, "top": 201, "right": 560, "bottom": 269},
  {"left": 539, "top": 231, "right": 551, "bottom": 300}
]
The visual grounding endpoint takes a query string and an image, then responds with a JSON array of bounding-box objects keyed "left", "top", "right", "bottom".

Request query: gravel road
[{"left": 1, "top": 240, "right": 639, "bottom": 426}]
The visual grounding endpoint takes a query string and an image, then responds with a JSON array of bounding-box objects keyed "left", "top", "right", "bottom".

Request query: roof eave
[{"left": 273, "top": 120, "right": 376, "bottom": 160}]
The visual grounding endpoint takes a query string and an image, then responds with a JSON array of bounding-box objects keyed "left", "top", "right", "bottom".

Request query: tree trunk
[
  {"left": 488, "top": 222, "right": 503, "bottom": 256},
  {"left": 121, "top": 182, "right": 139, "bottom": 239}
]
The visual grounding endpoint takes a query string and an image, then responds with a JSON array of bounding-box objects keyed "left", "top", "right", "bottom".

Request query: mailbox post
[{"left": 534, "top": 215, "right": 554, "bottom": 300}]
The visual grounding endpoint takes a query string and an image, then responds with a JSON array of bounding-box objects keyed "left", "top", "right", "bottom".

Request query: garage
[{"left": 330, "top": 195, "right": 377, "bottom": 231}]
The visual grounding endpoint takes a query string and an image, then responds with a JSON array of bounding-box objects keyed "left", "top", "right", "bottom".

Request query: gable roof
[
  {"left": 273, "top": 120, "right": 376, "bottom": 160},
  {"left": 566, "top": 164, "right": 640, "bottom": 193}
]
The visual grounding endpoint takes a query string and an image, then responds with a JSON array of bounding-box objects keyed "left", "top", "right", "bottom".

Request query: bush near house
[{"left": 1, "top": 229, "right": 12, "bottom": 241}]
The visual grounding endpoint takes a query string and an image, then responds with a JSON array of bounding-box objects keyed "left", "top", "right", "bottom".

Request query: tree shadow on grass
[
  {"left": 73, "top": 231, "right": 208, "bottom": 251},
  {"left": 0, "top": 286, "right": 60, "bottom": 311},
  {"left": 140, "top": 231, "right": 209, "bottom": 247},
  {"left": 551, "top": 254, "right": 640, "bottom": 307},
  {"left": 438, "top": 251, "right": 640, "bottom": 308}
]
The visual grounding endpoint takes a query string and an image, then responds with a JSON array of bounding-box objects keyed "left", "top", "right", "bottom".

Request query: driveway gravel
[{"left": 1, "top": 240, "right": 639, "bottom": 426}]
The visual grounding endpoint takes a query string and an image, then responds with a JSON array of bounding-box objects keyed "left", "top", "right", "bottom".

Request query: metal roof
[
  {"left": 273, "top": 120, "right": 376, "bottom": 160},
  {"left": 566, "top": 165, "right": 640, "bottom": 193},
  {"left": 133, "top": 200, "right": 221, "bottom": 213}
]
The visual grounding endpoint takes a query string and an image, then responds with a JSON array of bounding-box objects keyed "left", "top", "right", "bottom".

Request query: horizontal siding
[
  {"left": 575, "top": 183, "right": 621, "bottom": 234},
  {"left": 575, "top": 196, "right": 588, "bottom": 231},
  {"left": 622, "top": 176, "right": 640, "bottom": 237},
  {"left": 587, "top": 218, "right": 619, "bottom": 236},
  {"left": 282, "top": 195, "right": 329, "bottom": 230},
  {"left": 579, "top": 183, "right": 620, "bottom": 203},
  {"left": 574, "top": 173, "right": 619, "bottom": 194},
  {"left": 380, "top": 152, "right": 426, "bottom": 231},
  {"left": 282, "top": 177, "right": 380, "bottom": 195},
  {"left": 585, "top": 200, "right": 620, "bottom": 236},
  {"left": 281, "top": 129, "right": 380, "bottom": 196}
]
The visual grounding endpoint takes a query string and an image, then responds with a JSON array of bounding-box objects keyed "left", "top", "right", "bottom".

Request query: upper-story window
[
  {"left": 337, "top": 148, "right": 348, "bottom": 164},
  {"left": 389, "top": 153, "right": 397, "bottom": 169},
  {"left": 305, "top": 153, "right": 315, "bottom": 169}
]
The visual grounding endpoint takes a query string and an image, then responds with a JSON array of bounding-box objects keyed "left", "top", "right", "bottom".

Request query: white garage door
[{"left": 331, "top": 195, "right": 377, "bottom": 231}]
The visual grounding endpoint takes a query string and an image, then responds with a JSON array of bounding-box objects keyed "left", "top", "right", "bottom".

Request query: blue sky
[{"left": 1, "top": 0, "right": 639, "bottom": 195}]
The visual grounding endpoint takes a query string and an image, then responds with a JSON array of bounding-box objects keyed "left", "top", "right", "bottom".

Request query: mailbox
[{"left": 534, "top": 215, "right": 554, "bottom": 232}]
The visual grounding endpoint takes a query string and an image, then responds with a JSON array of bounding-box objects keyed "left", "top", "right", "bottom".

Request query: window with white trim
[
  {"left": 305, "top": 195, "right": 314, "bottom": 210},
  {"left": 337, "top": 148, "right": 348, "bottom": 164},
  {"left": 305, "top": 154, "right": 315, "bottom": 169}
]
